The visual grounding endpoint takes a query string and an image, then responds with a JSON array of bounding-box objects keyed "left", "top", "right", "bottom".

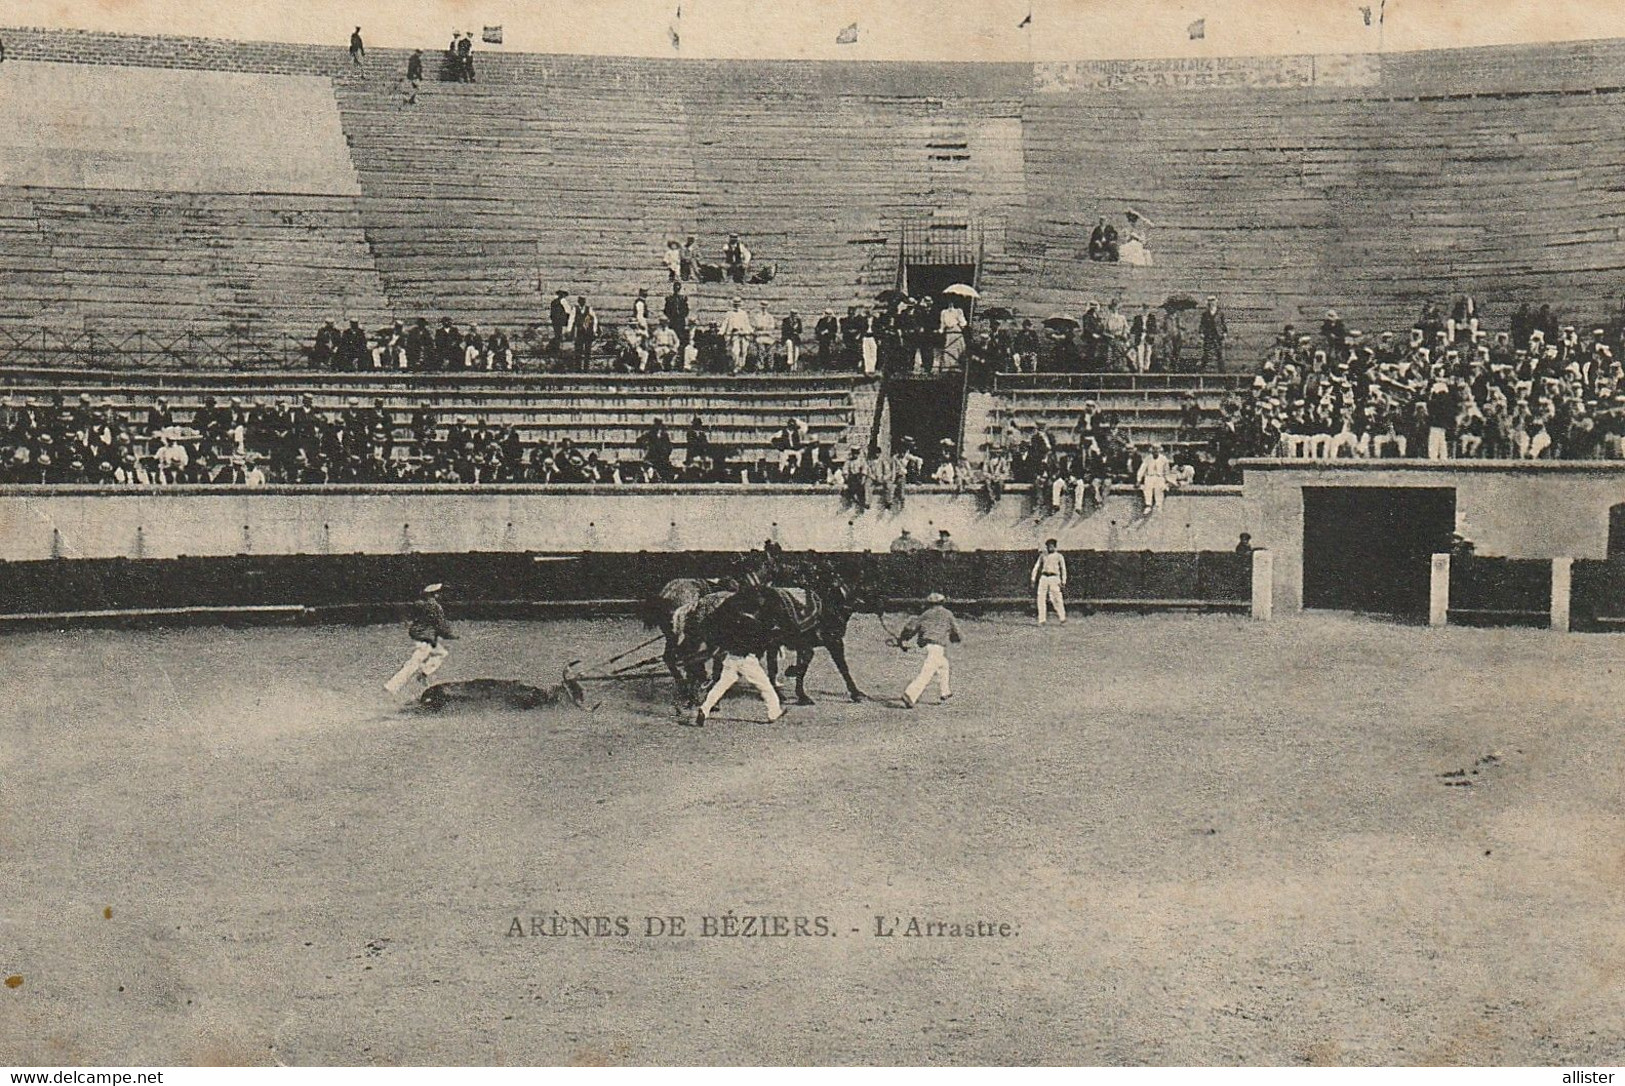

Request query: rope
[
  {"left": 574, "top": 634, "right": 664, "bottom": 677},
  {"left": 875, "top": 610, "right": 906, "bottom": 649}
]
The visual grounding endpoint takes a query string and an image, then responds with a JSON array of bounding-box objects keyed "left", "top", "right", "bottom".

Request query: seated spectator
[
  {"left": 723, "top": 234, "right": 752, "bottom": 283},
  {"left": 339, "top": 320, "right": 370, "bottom": 371},
  {"left": 890, "top": 528, "right": 925, "bottom": 553},
  {"left": 313, "top": 320, "right": 341, "bottom": 368},
  {"left": 1088, "top": 217, "right": 1119, "bottom": 262},
  {"left": 651, "top": 318, "right": 680, "bottom": 371},
  {"left": 487, "top": 327, "right": 513, "bottom": 371},
  {"left": 1118, "top": 230, "right": 1152, "bottom": 267}
]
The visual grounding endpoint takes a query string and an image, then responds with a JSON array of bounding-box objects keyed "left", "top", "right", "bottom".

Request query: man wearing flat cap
[
  {"left": 384, "top": 583, "right": 458, "bottom": 695},
  {"left": 896, "top": 591, "right": 962, "bottom": 709}
]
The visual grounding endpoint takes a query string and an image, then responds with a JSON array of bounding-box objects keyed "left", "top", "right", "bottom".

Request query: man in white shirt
[
  {"left": 720, "top": 299, "right": 753, "bottom": 372},
  {"left": 1137, "top": 442, "right": 1172, "bottom": 514},
  {"left": 1031, "top": 538, "right": 1068, "bottom": 625},
  {"left": 752, "top": 302, "right": 777, "bottom": 371},
  {"left": 651, "top": 318, "right": 680, "bottom": 372},
  {"left": 155, "top": 434, "right": 190, "bottom": 484}
]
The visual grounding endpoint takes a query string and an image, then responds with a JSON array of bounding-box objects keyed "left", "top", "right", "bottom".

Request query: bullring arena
[{"left": 3, "top": 10, "right": 1625, "bottom": 1068}]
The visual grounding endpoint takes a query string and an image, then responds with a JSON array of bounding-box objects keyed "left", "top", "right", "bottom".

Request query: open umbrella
[
  {"left": 875, "top": 289, "right": 905, "bottom": 305},
  {"left": 982, "top": 306, "right": 1015, "bottom": 322},
  {"left": 1161, "top": 294, "right": 1201, "bottom": 313},
  {"left": 942, "top": 284, "right": 981, "bottom": 299},
  {"left": 1043, "top": 315, "right": 1081, "bottom": 331}
]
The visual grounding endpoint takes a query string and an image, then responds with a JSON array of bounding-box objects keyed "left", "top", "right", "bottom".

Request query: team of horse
[{"left": 645, "top": 549, "right": 887, "bottom": 708}]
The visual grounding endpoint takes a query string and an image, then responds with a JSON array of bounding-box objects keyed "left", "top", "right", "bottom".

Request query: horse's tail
[{"left": 641, "top": 595, "right": 668, "bottom": 632}]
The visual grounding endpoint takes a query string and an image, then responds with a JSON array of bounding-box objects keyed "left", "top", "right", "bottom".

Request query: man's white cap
[
  {"left": 422, "top": 583, "right": 443, "bottom": 595},
  {"left": 925, "top": 592, "right": 946, "bottom": 603}
]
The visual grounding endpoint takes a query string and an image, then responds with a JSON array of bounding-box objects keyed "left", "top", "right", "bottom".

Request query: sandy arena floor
[{"left": 1, "top": 611, "right": 1622, "bottom": 1066}]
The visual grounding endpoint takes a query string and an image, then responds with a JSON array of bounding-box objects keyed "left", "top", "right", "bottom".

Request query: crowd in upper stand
[
  {"left": 300, "top": 264, "right": 1231, "bottom": 379},
  {"left": 1218, "top": 297, "right": 1625, "bottom": 468}
]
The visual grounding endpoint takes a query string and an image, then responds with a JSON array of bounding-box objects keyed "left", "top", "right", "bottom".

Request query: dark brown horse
[{"left": 682, "top": 564, "right": 885, "bottom": 705}]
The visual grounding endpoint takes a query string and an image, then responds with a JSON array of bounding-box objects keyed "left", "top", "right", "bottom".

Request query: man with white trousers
[
  {"left": 692, "top": 652, "right": 783, "bottom": 726},
  {"left": 1032, "top": 538, "right": 1068, "bottom": 625},
  {"left": 384, "top": 583, "right": 457, "bottom": 694},
  {"left": 897, "top": 592, "right": 962, "bottom": 708},
  {"left": 1137, "top": 442, "right": 1172, "bottom": 514}
]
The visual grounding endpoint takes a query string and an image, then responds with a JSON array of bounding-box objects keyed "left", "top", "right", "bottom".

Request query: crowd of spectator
[
  {"left": 307, "top": 280, "right": 982, "bottom": 378},
  {"left": 0, "top": 391, "right": 880, "bottom": 488},
  {"left": 1212, "top": 297, "right": 1625, "bottom": 477}
]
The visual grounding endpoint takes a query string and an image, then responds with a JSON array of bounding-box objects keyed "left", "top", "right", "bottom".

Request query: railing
[
  {"left": 0, "top": 327, "right": 316, "bottom": 370},
  {"left": 993, "top": 371, "right": 1252, "bottom": 393},
  {"left": 899, "top": 217, "right": 983, "bottom": 267}
]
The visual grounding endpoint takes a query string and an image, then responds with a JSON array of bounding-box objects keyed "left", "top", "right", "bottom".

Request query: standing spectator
[
  {"left": 549, "top": 290, "right": 572, "bottom": 359},
  {"left": 572, "top": 297, "right": 597, "bottom": 370},
  {"left": 1426, "top": 378, "right": 1454, "bottom": 459},
  {"left": 1013, "top": 319, "right": 1041, "bottom": 373},
  {"left": 1199, "top": 295, "right": 1228, "bottom": 371},
  {"left": 781, "top": 309, "right": 803, "bottom": 371},
  {"left": 662, "top": 240, "right": 682, "bottom": 281},
  {"left": 860, "top": 307, "right": 879, "bottom": 375},
  {"left": 679, "top": 235, "right": 698, "bottom": 281},
  {"left": 1103, "top": 301, "right": 1130, "bottom": 370},
  {"left": 1130, "top": 305, "right": 1157, "bottom": 373},
  {"left": 405, "top": 50, "right": 423, "bottom": 103},
  {"left": 751, "top": 302, "right": 777, "bottom": 369},
  {"left": 721, "top": 298, "right": 753, "bottom": 372},
  {"left": 1137, "top": 442, "right": 1171, "bottom": 514},
  {"left": 434, "top": 317, "right": 461, "bottom": 371},
  {"left": 723, "top": 234, "right": 752, "bottom": 283},
  {"left": 631, "top": 288, "right": 651, "bottom": 334},
  {"left": 939, "top": 302, "right": 968, "bottom": 371},
  {"left": 663, "top": 281, "right": 691, "bottom": 360},
  {"left": 349, "top": 27, "right": 365, "bottom": 68},
  {"left": 816, "top": 309, "right": 840, "bottom": 369},
  {"left": 456, "top": 31, "right": 476, "bottom": 82}
]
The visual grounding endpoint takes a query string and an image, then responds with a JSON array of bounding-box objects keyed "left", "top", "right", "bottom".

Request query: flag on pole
[
  {"left": 1018, "top": 10, "right": 1032, "bottom": 28},
  {"left": 1187, "top": 18, "right": 1206, "bottom": 39},
  {"left": 482, "top": 26, "right": 503, "bottom": 44},
  {"left": 1379, "top": 0, "right": 1386, "bottom": 23},
  {"left": 668, "top": 3, "right": 681, "bottom": 51},
  {"left": 836, "top": 22, "right": 859, "bottom": 44}
]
